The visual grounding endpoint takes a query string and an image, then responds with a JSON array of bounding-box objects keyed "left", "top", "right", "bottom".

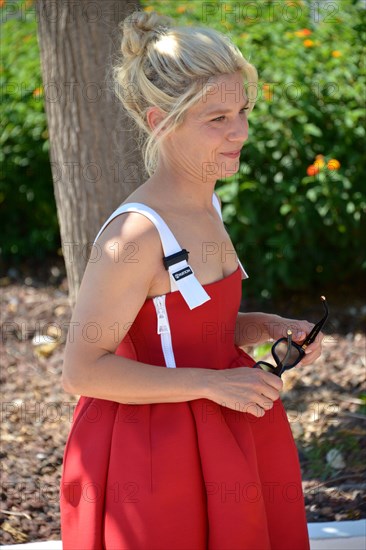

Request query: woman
[{"left": 60, "top": 10, "right": 322, "bottom": 549}]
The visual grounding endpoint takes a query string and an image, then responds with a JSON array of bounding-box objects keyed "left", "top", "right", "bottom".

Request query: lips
[{"left": 221, "top": 150, "right": 241, "bottom": 158}]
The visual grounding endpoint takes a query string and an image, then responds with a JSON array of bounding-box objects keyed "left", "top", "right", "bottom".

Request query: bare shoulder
[
  {"left": 80, "top": 210, "right": 163, "bottom": 299},
  {"left": 67, "top": 211, "right": 164, "bottom": 356},
  {"left": 93, "top": 210, "right": 162, "bottom": 264}
]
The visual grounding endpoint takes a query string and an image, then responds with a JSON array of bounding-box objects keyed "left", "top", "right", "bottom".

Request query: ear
[{"left": 146, "top": 106, "right": 167, "bottom": 134}]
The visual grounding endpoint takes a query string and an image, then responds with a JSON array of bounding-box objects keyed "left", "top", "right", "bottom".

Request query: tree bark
[{"left": 35, "top": 0, "right": 146, "bottom": 307}]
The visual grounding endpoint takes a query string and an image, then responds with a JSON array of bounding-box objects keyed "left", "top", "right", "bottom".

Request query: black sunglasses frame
[{"left": 254, "top": 296, "right": 329, "bottom": 378}]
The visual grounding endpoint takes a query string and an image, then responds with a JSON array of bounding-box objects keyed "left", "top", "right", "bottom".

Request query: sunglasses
[{"left": 254, "top": 296, "right": 329, "bottom": 378}]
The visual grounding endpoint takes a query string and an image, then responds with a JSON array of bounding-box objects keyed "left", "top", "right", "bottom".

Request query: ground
[{"left": 1, "top": 261, "right": 365, "bottom": 544}]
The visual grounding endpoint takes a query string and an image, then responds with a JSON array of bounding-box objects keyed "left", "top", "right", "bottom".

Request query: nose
[{"left": 227, "top": 113, "right": 249, "bottom": 143}]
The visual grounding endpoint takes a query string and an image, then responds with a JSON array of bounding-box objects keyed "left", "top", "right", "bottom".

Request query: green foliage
[
  {"left": 143, "top": 0, "right": 366, "bottom": 299},
  {"left": 0, "top": 0, "right": 60, "bottom": 261},
  {"left": 1, "top": 0, "right": 365, "bottom": 301},
  {"left": 252, "top": 342, "right": 272, "bottom": 360},
  {"left": 358, "top": 393, "right": 366, "bottom": 416}
]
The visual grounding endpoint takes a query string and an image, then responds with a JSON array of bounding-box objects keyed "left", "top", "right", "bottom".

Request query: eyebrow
[{"left": 204, "top": 100, "right": 250, "bottom": 117}]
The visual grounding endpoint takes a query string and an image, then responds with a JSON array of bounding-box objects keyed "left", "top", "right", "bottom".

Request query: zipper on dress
[{"left": 153, "top": 295, "right": 177, "bottom": 369}]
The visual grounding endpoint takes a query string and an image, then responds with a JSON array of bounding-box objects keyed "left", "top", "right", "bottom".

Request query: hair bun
[{"left": 120, "top": 10, "right": 172, "bottom": 59}]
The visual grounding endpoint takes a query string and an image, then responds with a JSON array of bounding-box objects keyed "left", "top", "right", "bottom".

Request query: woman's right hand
[{"left": 206, "top": 366, "right": 283, "bottom": 417}]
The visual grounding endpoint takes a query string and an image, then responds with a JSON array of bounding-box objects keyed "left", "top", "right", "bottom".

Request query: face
[{"left": 163, "top": 71, "right": 250, "bottom": 183}]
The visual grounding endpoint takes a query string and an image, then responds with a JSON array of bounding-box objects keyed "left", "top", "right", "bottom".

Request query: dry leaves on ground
[{"left": 1, "top": 279, "right": 365, "bottom": 544}]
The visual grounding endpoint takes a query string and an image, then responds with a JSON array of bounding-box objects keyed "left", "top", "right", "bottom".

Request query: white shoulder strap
[
  {"left": 93, "top": 202, "right": 211, "bottom": 310},
  {"left": 94, "top": 194, "right": 222, "bottom": 246},
  {"left": 93, "top": 194, "right": 248, "bottom": 309},
  {"left": 212, "top": 192, "right": 223, "bottom": 219}
]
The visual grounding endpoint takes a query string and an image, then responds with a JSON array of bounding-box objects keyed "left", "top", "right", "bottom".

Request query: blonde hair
[{"left": 112, "top": 10, "right": 258, "bottom": 176}]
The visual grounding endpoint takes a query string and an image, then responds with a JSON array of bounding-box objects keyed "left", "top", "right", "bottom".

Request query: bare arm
[
  {"left": 235, "top": 312, "right": 323, "bottom": 366},
  {"left": 62, "top": 212, "right": 214, "bottom": 403},
  {"left": 234, "top": 312, "right": 282, "bottom": 347}
]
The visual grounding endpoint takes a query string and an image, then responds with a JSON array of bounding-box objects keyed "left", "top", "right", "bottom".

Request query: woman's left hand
[{"left": 270, "top": 315, "right": 324, "bottom": 367}]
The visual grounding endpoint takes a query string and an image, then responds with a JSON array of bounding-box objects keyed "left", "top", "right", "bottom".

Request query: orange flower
[
  {"left": 332, "top": 50, "right": 342, "bottom": 58},
  {"left": 307, "top": 165, "right": 319, "bottom": 176},
  {"left": 176, "top": 5, "right": 187, "bottom": 14},
  {"left": 32, "top": 86, "right": 43, "bottom": 98},
  {"left": 327, "top": 159, "right": 341, "bottom": 170},
  {"left": 0, "top": 0, "right": 5, "bottom": 7},
  {"left": 294, "top": 29, "right": 312, "bottom": 37},
  {"left": 314, "top": 158, "right": 325, "bottom": 169},
  {"left": 303, "top": 39, "right": 314, "bottom": 47},
  {"left": 262, "top": 83, "right": 273, "bottom": 101}
]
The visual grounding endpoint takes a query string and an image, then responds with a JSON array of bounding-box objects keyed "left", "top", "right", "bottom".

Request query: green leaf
[
  {"left": 280, "top": 203, "right": 292, "bottom": 216},
  {"left": 304, "top": 123, "right": 323, "bottom": 137}
]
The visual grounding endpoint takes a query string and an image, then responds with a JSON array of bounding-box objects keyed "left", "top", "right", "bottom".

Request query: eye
[{"left": 211, "top": 106, "right": 249, "bottom": 122}]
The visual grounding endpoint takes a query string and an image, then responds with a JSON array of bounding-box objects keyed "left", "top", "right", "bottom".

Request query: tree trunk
[{"left": 35, "top": 0, "right": 146, "bottom": 307}]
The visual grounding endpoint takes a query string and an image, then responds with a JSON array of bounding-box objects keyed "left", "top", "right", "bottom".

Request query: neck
[{"left": 146, "top": 160, "right": 218, "bottom": 212}]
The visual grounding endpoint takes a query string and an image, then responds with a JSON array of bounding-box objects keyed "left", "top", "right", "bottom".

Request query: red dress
[{"left": 60, "top": 201, "right": 310, "bottom": 550}]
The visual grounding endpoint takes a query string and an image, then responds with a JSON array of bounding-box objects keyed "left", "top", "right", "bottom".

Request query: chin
[
  {"left": 220, "top": 160, "right": 240, "bottom": 178},
  {"left": 201, "top": 158, "right": 240, "bottom": 182}
]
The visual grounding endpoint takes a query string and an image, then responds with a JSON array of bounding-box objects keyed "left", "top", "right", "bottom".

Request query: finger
[
  {"left": 245, "top": 395, "right": 273, "bottom": 418},
  {"left": 301, "top": 351, "right": 322, "bottom": 366},
  {"left": 259, "top": 369, "right": 283, "bottom": 391},
  {"left": 242, "top": 401, "right": 266, "bottom": 418},
  {"left": 258, "top": 397, "right": 275, "bottom": 410},
  {"left": 299, "top": 345, "right": 322, "bottom": 364},
  {"left": 292, "top": 322, "right": 314, "bottom": 343},
  {"left": 260, "top": 384, "right": 281, "bottom": 403},
  {"left": 293, "top": 331, "right": 306, "bottom": 343},
  {"left": 304, "top": 342, "right": 320, "bottom": 354},
  {"left": 304, "top": 340, "right": 322, "bottom": 356}
]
